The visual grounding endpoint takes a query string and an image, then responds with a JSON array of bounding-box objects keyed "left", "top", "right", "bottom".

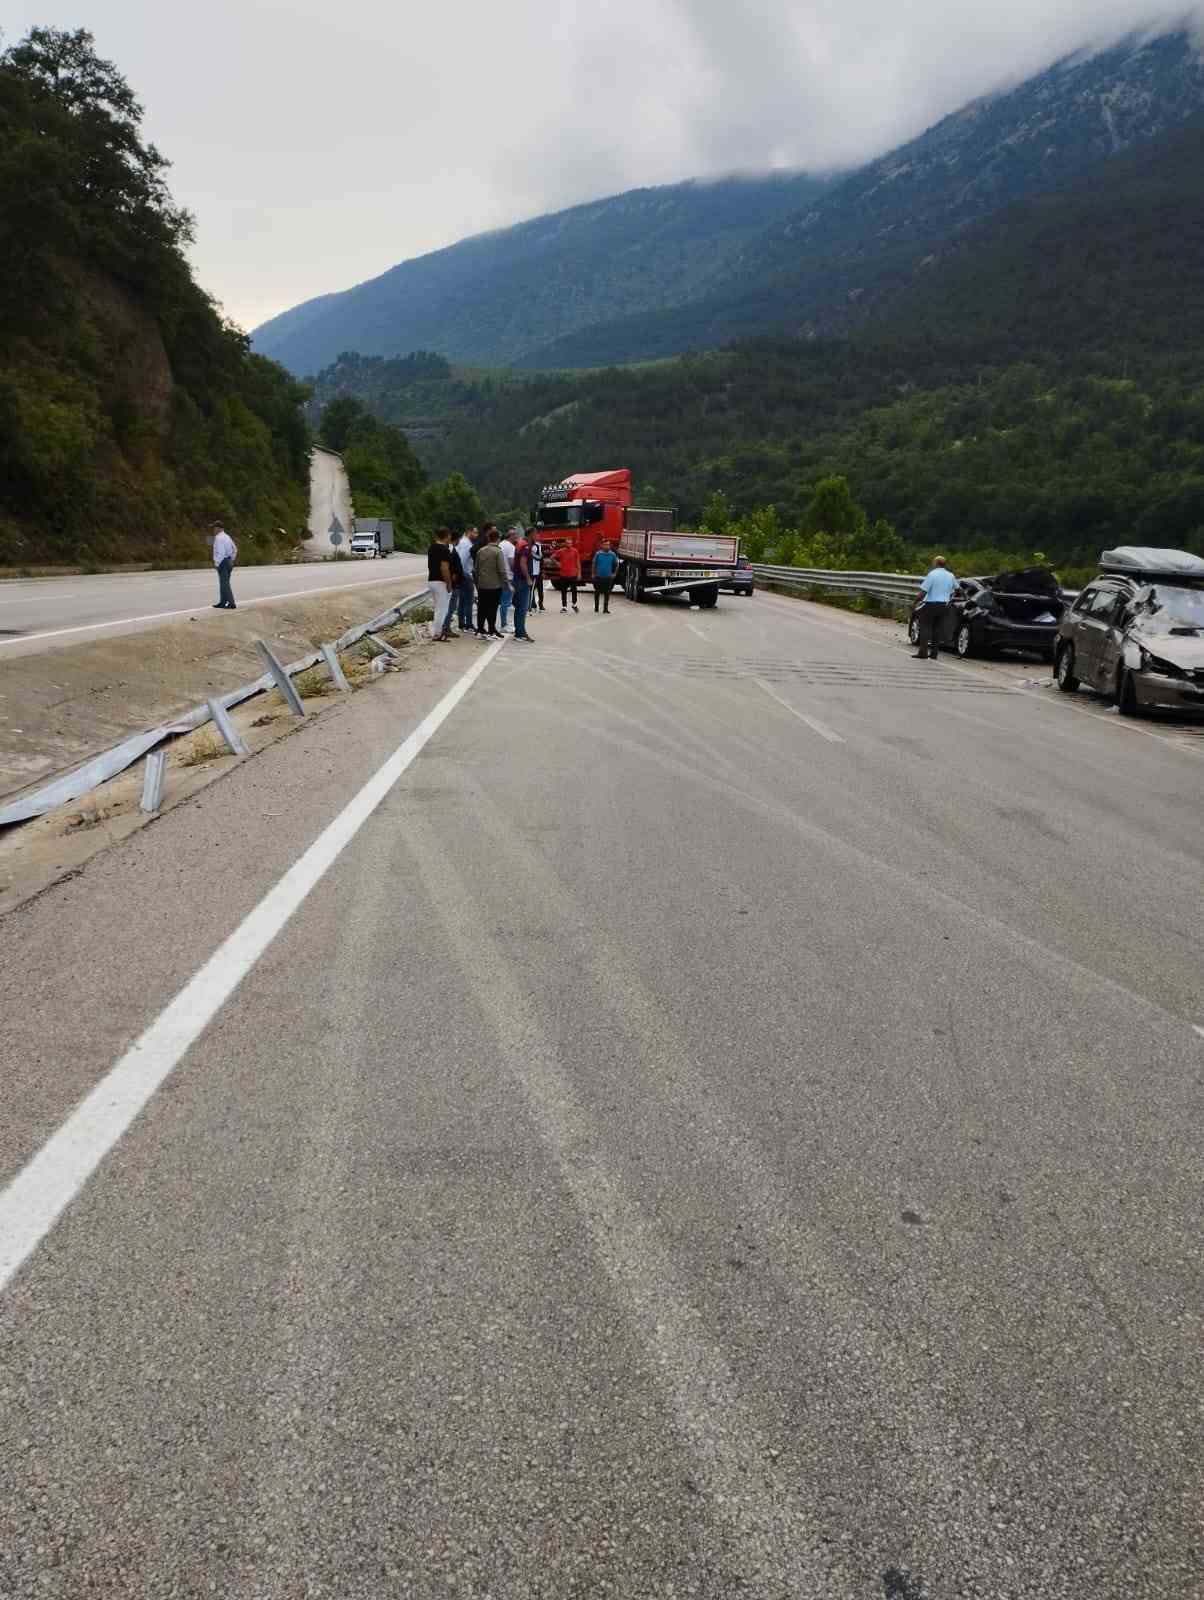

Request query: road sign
[{"left": 329, "top": 515, "right": 345, "bottom": 548}]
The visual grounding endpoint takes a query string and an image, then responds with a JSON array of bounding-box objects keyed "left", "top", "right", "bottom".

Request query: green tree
[
  {"left": 804, "top": 475, "right": 867, "bottom": 538},
  {"left": 419, "top": 471, "right": 484, "bottom": 534},
  {"left": 700, "top": 489, "right": 732, "bottom": 532},
  {"left": 318, "top": 396, "right": 366, "bottom": 452}
]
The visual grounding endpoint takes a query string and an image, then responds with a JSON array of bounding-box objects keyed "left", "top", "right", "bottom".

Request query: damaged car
[
  {"left": 1054, "top": 546, "right": 1204, "bottom": 716},
  {"left": 908, "top": 567, "right": 1067, "bottom": 659}
]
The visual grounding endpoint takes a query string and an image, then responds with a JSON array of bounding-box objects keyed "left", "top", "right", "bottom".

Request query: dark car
[
  {"left": 722, "top": 556, "right": 755, "bottom": 596},
  {"left": 1054, "top": 546, "right": 1204, "bottom": 716},
  {"left": 908, "top": 568, "right": 1066, "bottom": 659}
]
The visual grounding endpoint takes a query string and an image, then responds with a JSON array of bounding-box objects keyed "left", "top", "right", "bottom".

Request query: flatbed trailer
[{"left": 617, "top": 528, "right": 740, "bottom": 608}]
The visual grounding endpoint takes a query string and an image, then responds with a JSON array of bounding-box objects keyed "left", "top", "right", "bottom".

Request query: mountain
[
  {"left": 251, "top": 172, "right": 831, "bottom": 375},
  {"left": 255, "top": 28, "right": 1204, "bottom": 376},
  {"left": 347, "top": 104, "right": 1204, "bottom": 567},
  {"left": 521, "top": 28, "right": 1204, "bottom": 367}
]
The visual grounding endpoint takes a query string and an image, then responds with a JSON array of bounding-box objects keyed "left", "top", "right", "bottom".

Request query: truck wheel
[{"left": 695, "top": 588, "right": 718, "bottom": 609}]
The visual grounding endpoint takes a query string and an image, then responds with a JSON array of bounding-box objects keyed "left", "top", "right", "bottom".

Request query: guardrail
[
  {"left": 751, "top": 564, "right": 920, "bottom": 605},
  {"left": 0, "top": 585, "right": 434, "bottom": 828},
  {"left": 752, "top": 565, "right": 1079, "bottom": 607}
]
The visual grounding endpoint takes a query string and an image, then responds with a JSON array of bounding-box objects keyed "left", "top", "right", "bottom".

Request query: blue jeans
[
  {"left": 457, "top": 578, "right": 475, "bottom": 631},
  {"left": 499, "top": 587, "right": 513, "bottom": 630},
  {"left": 216, "top": 558, "right": 235, "bottom": 607},
  {"left": 512, "top": 580, "right": 532, "bottom": 638}
]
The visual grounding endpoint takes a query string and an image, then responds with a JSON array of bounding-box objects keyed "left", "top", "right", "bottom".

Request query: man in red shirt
[{"left": 556, "top": 541, "right": 580, "bottom": 613}]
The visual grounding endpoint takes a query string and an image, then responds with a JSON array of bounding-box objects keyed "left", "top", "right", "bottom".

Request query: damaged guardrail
[{"left": 0, "top": 586, "right": 433, "bottom": 828}]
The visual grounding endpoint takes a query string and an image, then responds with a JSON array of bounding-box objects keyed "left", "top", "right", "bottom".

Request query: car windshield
[{"left": 1134, "top": 585, "right": 1204, "bottom": 633}]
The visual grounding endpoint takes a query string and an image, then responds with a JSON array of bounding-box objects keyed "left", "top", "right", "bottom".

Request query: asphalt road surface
[
  {"left": 0, "top": 557, "right": 426, "bottom": 659},
  {"left": 1, "top": 592, "right": 1200, "bottom": 1598}
]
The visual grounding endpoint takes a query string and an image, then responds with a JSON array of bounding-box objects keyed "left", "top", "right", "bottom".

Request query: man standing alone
[
  {"left": 211, "top": 522, "right": 237, "bottom": 610},
  {"left": 913, "top": 556, "right": 958, "bottom": 659},
  {"left": 591, "top": 542, "right": 618, "bottom": 614}
]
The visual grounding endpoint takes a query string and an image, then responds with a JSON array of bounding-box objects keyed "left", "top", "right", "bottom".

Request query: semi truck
[
  {"left": 532, "top": 470, "right": 739, "bottom": 607},
  {"left": 349, "top": 518, "right": 394, "bottom": 558}
]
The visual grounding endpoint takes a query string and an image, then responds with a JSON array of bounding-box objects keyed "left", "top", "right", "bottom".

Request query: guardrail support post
[
  {"left": 256, "top": 640, "right": 306, "bottom": 717},
  {"left": 321, "top": 642, "right": 350, "bottom": 691},
  {"left": 207, "top": 698, "right": 250, "bottom": 755},
  {"left": 139, "top": 750, "right": 167, "bottom": 813}
]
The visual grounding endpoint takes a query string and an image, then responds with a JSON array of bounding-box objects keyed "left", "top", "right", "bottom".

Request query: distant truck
[
  {"left": 533, "top": 470, "right": 739, "bottom": 607},
  {"left": 349, "top": 518, "right": 394, "bottom": 558}
]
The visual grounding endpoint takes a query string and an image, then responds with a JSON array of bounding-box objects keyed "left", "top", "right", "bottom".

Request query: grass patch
[
  {"left": 291, "top": 666, "right": 336, "bottom": 698},
  {"left": 178, "top": 728, "right": 229, "bottom": 767},
  {"left": 66, "top": 803, "right": 112, "bottom": 831}
]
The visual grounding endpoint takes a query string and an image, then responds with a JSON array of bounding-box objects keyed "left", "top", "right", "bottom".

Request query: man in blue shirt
[
  {"left": 592, "top": 542, "right": 620, "bottom": 614},
  {"left": 913, "top": 556, "right": 958, "bottom": 659}
]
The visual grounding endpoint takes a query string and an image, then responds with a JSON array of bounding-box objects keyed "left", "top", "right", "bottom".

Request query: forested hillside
[
  {"left": 0, "top": 29, "right": 311, "bottom": 567},
  {"left": 252, "top": 172, "right": 830, "bottom": 376}
]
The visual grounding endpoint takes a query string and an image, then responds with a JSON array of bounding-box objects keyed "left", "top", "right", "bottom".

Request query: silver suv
[{"left": 1054, "top": 547, "right": 1204, "bottom": 716}]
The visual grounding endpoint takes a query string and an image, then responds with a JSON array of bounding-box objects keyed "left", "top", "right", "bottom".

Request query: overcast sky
[{"left": 7, "top": 0, "right": 1197, "bottom": 330}]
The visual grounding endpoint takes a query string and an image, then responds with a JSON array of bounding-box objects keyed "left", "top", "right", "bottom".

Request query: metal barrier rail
[
  {"left": 752, "top": 565, "right": 1079, "bottom": 607},
  {"left": 752, "top": 564, "right": 920, "bottom": 605},
  {"left": 0, "top": 585, "right": 434, "bottom": 828}
]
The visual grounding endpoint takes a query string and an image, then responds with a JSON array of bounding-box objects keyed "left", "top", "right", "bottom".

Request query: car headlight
[{"left": 1140, "top": 650, "right": 1185, "bottom": 679}]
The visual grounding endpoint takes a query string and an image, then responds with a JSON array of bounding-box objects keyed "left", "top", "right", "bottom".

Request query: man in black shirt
[
  {"left": 427, "top": 529, "right": 454, "bottom": 641},
  {"left": 440, "top": 537, "right": 465, "bottom": 638}
]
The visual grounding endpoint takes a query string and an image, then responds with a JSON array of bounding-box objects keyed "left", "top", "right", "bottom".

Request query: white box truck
[{"left": 350, "top": 519, "right": 394, "bottom": 558}]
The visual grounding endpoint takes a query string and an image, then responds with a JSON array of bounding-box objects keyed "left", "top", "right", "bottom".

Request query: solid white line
[
  {"left": 0, "top": 591, "right": 80, "bottom": 606},
  {"left": 0, "top": 639, "right": 505, "bottom": 1293},
  {"left": 0, "top": 576, "right": 423, "bottom": 649},
  {"left": 1194, "top": 1025, "right": 1204, "bottom": 1041},
  {"left": 754, "top": 677, "right": 845, "bottom": 743},
  {"left": 686, "top": 622, "right": 707, "bottom": 641}
]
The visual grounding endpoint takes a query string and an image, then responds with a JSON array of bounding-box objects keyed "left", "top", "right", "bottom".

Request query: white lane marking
[
  {"left": 0, "top": 577, "right": 426, "bottom": 649},
  {"left": 685, "top": 621, "right": 707, "bottom": 641},
  {"left": 1194, "top": 1025, "right": 1204, "bottom": 1041},
  {"left": 0, "top": 640, "right": 504, "bottom": 1293},
  {"left": 0, "top": 591, "right": 81, "bottom": 606},
  {"left": 754, "top": 677, "right": 845, "bottom": 743}
]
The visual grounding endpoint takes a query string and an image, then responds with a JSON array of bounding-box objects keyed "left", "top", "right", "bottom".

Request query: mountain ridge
[{"left": 254, "top": 26, "right": 1204, "bottom": 376}]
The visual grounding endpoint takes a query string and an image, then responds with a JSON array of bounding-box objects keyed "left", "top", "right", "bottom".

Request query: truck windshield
[{"left": 538, "top": 503, "right": 582, "bottom": 529}]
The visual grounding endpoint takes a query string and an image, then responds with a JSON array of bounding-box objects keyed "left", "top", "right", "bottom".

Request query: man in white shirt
[
  {"left": 913, "top": 556, "right": 958, "bottom": 659},
  {"left": 497, "top": 530, "right": 516, "bottom": 633},
  {"left": 211, "top": 522, "right": 238, "bottom": 610},
  {"left": 454, "top": 528, "right": 476, "bottom": 634}
]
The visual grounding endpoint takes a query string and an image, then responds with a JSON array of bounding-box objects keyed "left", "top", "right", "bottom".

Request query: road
[
  {"left": 1, "top": 592, "right": 1200, "bottom": 1598},
  {"left": 0, "top": 557, "right": 425, "bottom": 659}
]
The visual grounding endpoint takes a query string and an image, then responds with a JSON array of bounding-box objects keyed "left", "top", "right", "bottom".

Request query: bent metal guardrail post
[
  {"left": 0, "top": 586, "right": 436, "bottom": 829},
  {"left": 320, "top": 642, "right": 350, "bottom": 692},
  {"left": 206, "top": 698, "right": 250, "bottom": 757},
  {"left": 139, "top": 750, "right": 167, "bottom": 814},
  {"left": 256, "top": 640, "right": 306, "bottom": 718}
]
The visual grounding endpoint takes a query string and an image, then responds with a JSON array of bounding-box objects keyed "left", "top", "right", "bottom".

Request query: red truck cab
[{"left": 533, "top": 470, "right": 672, "bottom": 582}]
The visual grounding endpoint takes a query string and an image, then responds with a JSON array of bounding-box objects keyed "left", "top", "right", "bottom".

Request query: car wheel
[
  {"left": 1055, "top": 644, "right": 1079, "bottom": 694},
  {"left": 908, "top": 616, "right": 921, "bottom": 645},
  {"left": 1117, "top": 670, "right": 1142, "bottom": 717},
  {"left": 955, "top": 623, "right": 974, "bottom": 658}
]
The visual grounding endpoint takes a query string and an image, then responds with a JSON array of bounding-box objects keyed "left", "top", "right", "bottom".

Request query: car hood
[{"left": 1131, "top": 630, "right": 1204, "bottom": 669}]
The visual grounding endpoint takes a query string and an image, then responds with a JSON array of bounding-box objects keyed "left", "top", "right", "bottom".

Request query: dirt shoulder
[{"left": 0, "top": 576, "right": 427, "bottom": 807}]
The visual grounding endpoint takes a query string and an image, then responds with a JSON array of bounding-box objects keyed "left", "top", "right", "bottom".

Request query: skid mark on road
[
  {"left": 401, "top": 812, "right": 858, "bottom": 1595},
  {"left": 754, "top": 677, "right": 845, "bottom": 742}
]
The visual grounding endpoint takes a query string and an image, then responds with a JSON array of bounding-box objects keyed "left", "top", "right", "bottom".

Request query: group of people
[{"left": 426, "top": 525, "right": 622, "bottom": 643}]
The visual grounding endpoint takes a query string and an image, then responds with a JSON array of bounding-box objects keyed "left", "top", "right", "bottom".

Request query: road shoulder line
[{"left": 0, "top": 639, "right": 505, "bottom": 1293}]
